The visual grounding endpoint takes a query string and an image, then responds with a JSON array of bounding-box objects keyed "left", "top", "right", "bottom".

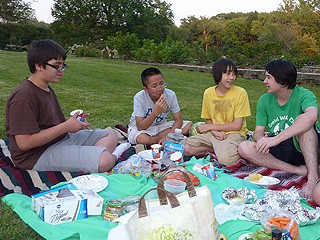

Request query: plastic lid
[
  {"left": 174, "top": 128, "right": 182, "bottom": 134},
  {"left": 272, "top": 228, "right": 282, "bottom": 238},
  {"left": 107, "top": 199, "right": 124, "bottom": 208}
]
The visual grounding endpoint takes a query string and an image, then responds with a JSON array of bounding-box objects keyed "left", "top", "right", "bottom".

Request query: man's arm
[
  {"left": 273, "top": 106, "right": 318, "bottom": 143},
  {"left": 255, "top": 106, "right": 318, "bottom": 154},
  {"left": 196, "top": 117, "right": 244, "bottom": 133},
  {"left": 15, "top": 114, "right": 91, "bottom": 151},
  {"left": 170, "top": 111, "right": 183, "bottom": 132},
  {"left": 253, "top": 125, "right": 266, "bottom": 142},
  {"left": 136, "top": 94, "right": 168, "bottom": 131}
]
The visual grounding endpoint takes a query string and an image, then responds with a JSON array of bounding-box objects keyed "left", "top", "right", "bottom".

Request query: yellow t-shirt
[{"left": 201, "top": 85, "right": 251, "bottom": 138}]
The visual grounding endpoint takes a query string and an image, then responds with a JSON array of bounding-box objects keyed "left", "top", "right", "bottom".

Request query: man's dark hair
[
  {"left": 264, "top": 59, "right": 297, "bottom": 89},
  {"left": 141, "top": 67, "right": 163, "bottom": 87},
  {"left": 212, "top": 58, "right": 237, "bottom": 85},
  {"left": 27, "top": 39, "right": 67, "bottom": 73}
]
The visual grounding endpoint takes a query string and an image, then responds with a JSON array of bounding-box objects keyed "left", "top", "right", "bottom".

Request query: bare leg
[
  {"left": 182, "top": 122, "right": 192, "bottom": 136},
  {"left": 93, "top": 129, "right": 119, "bottom": 173},
  {"left": 136, "top": 132, "right": 163, "bottom": 145},
  {"left": 238, "top": 141, "right": 308, "bottom": 176},
  {"left": 184, "top": 143, "right": 213, "bottom": 157},
  {"left": 94, "top": 129, "right": 118, "bottom": 152},
  {"left": 98, "top": 151, "right": 117, "bottom": 172},
  {"left": 296, "top": 127, "right": 319, "bottom": 199}
]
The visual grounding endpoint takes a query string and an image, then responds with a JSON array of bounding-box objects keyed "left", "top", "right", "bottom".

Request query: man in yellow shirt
[{"left": 184, "top": 58, "right": 251, "bottom": 166}]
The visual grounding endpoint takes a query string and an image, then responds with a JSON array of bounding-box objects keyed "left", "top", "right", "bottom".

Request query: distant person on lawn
[
  {"left": 6, "top": 39, "right": 130, "bottom": 173},
  {"left": 238, "top": 59, "right": 319, "bottom": 199},
  {"left": 183, "top": 58, "right": 251, "bottom": 165},
  {"left": 128, "top": 67, "right": 192, "bottom": 146}
]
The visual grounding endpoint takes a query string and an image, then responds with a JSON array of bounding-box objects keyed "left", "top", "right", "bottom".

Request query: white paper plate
[
  {"left": 244, "top": 176, "right": 280, "bottom": 186},
  {"left": 238, "top": 233, "right": 251, "bottom": 240},
  {"left": 69, "top": 175, "right": 108, "bottom": 192}
]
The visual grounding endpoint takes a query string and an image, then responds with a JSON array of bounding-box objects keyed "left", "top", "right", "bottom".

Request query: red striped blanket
[
  {"left": 1, "top": 124, "right": 318, "bottom": 209},
  {"left": 207, "top": 152, "right": 319, "bottom": 208},
  {"left": 0, "top": 125, "right": 137, "bottom": 197}
]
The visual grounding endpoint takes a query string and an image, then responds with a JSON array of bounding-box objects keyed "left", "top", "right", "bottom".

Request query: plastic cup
[
  {"left": 151, "top": 144, "right": 162, "bottom": 159},
  {"left": 170, "top": 151, "right": 183, "bottom": 163},
  {"left": 70, "top": 109, "right": 84, "bottom": 122},
  {"left": 147, "top": 190, "right": 159, "bottom": 199},
  {"left": 164, "top": 179, "right": 186, "bottom": 195}
]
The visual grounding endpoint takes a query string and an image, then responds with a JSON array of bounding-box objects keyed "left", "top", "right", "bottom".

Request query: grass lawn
[{"left": 1, "top": 51, "right": 320, "bottom": 239}]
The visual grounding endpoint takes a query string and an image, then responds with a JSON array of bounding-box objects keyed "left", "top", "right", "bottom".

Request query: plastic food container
[{"left": 164, "top": 179, "right": 186, "bottom": 195}]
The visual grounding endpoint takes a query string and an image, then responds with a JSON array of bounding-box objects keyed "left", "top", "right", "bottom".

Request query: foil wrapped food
[
  {"left": 222, "top": 187, "right": 257, "bottom": 206},
  {"left": 240, "top": 187, "right": 320, "bottom": 226}
]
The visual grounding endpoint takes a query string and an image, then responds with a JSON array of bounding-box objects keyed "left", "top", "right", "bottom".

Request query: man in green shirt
[{"left": 238, "top": 59, "right": 319, "bottom": 200}]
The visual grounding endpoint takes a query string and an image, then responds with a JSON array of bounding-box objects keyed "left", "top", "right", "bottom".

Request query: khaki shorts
[
  {"left": 187, "top": 132, "right": 245, "bottom": 166},
  {"left": 128, "top": 121, "right": 191, "bottom": 144}
]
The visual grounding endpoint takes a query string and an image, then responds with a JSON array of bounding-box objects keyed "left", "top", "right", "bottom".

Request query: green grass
[
  {"left": 1, "top": 51, "right": 320, "bottom": 238},
  {"left": 0, "top": 200, "right": 44, "bottom": 239}
]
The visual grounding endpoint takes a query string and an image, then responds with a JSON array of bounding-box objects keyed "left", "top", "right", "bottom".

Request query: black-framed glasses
[{"left": 45, "top": 62, "right": 69, "bottom": 71}]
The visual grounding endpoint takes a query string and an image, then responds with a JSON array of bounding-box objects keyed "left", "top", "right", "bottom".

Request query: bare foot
[
  {"left": 301, "top": 178, "right": 317, "bottom": 199},
  {"left": 312, "top": 179, "right": 320, "bottom": 206},
  {"left": 294, "top": 165, "right": 308, "bottom": 176}
]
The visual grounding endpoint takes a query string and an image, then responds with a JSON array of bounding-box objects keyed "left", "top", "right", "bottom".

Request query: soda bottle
[{"left": 163, "top": 128, "right": 186, "bottom": 159}]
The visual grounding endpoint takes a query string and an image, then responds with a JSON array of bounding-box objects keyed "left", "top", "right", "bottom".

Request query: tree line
[{"left": 1, "top": 0, "right": 319, "bottom": 68}]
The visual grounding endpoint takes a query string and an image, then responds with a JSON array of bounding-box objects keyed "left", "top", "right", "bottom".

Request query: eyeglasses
[
  {"left": 45, "top": 62, "right": 69, "bottom": 71},
  {"left": 150, "top": 82, "right": 167, "bottom": 90}
]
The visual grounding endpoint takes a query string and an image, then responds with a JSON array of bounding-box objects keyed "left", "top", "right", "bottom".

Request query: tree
[
  {"left": 179, "top": 15, "right": 224, "bottom": 51},
  {"left": 0, "top": 0, "right": 35, "bottom": 23},
  {"left": 220, "top": 18, "right": 249, "bottom": 52},
  {"left": 51, "top": 0, "right": 174, "bottom": 46},
  {"left": 198, "top": 16, "right": 215, "bottom": 53},
  {"left": 0, "top": 1, "right": 52, "bottom": 49}
]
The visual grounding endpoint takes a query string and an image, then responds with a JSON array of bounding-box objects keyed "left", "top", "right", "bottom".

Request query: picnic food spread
[{"left": 29, "top": 141, "right": 320, "bottom": 239}]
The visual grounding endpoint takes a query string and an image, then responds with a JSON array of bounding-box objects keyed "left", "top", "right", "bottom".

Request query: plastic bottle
[{"left": 163, "top": 128, "right": 186, "bottom": 159}]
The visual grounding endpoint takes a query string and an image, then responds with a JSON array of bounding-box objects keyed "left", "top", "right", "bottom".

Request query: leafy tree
[
  {"left": 168, "top": 26, "right": 191, "bottom": 42},
  {"left": 198, "top": 16, "right": 215, "bottom": 52},
  {"left": 180, "top": 15, "right": 225, "bottom": 51},
  {"left": 290, "top": 33, "right": 320, "bottom": 57},
  {"left": 215, "top": 12, "right": 248, "bottom": 20},
  {"left": 0, "top": 0, "right": 35, "bottom": 23},
  {"left": 106, "top": 31, "right": 140, "bottom": 59},
  {"left": 279, "top": 0, "right": 320, "bottom": 44},
  {"left": 51, "top": 0, "right": 174, "bottom": 47},
  {"left": 220, "top": 18, "right": 249, "bottom": 52},
  {"left": 0, "top": 1, "right": 52, "bottom": 49}
]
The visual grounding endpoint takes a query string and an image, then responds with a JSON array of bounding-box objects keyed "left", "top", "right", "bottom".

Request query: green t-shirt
[{"left": 256, "top": 86, "right": 319, "bottom": 139}]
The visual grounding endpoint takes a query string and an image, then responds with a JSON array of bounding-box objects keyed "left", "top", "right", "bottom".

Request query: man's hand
[
  {"left": 196, "top": 124, "right": 211, "bottom": 134},
  {"left": 212, "top": 131, "right": 227, "bottom": 141},
  {"left": 67, "top": 112, "right": 91, "bottom": 132},
  {"left": 82, "top": 112, "right": 91, "bottom": 129},
  {"left": 255, "top": 135, "right": 279, "bottom": 154},
  {"left": 158, "top": 136, "right": 167, "bottom": 148},
  {"left": 153, "top": 94, "right": 168, "bottom": 115}
]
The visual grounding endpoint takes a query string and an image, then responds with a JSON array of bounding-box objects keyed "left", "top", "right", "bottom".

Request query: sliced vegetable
[{"left": 245, "top": 228, "right": 272, "bottom": 240}]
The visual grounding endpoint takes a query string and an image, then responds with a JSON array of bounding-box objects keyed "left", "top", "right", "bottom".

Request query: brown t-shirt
[{"left": 6, "top": 79, "right": 67, "bottom": 169}]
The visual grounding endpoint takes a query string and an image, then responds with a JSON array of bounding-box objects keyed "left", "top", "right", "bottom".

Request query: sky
[{"left": 32, "top": 0, "right": 283, "bottom": 26}]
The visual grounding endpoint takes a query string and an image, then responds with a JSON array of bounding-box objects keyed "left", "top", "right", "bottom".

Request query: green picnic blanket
[{"left": 2, "top": 157, "right": 320, "bottom": 240}]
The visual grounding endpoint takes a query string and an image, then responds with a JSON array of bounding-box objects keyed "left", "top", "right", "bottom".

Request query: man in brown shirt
[{"left": 6, "top": 39, "right": 130, "bottom": 173}]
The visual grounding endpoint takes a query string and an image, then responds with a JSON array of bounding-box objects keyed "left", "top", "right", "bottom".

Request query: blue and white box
[{"left": 31, "top": 183, "right": 88, "bottom": 225}]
